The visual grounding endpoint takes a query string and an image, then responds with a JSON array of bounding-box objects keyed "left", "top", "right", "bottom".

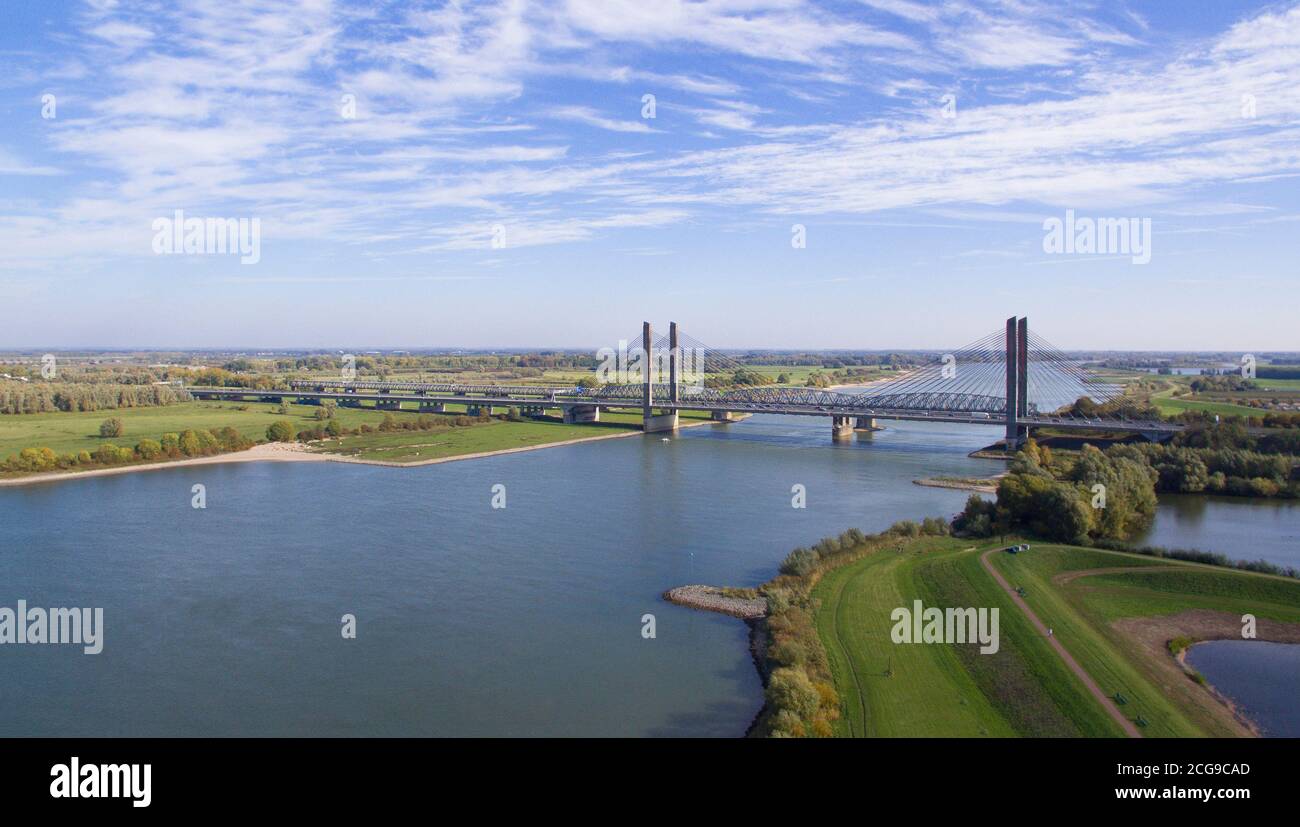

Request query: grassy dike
[{"left": 749, "top": 531, "right": 1300, "bottom": 737}]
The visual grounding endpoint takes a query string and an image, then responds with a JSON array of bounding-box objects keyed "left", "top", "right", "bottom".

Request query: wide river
[{"left": 1, "top": 415, "right": 1295, "bottom": 736}]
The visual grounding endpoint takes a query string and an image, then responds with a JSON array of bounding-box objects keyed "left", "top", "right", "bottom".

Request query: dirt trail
[
  {"left": 979, "top": 548, "right": 1142, "bottom": 738},
  {"left": 1051, "top": 565, "right": 1183, "bottom": 587}
]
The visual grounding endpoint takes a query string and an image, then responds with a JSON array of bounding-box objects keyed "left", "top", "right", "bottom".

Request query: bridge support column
[
  {"left": 297, "top": 397, "right": 320, "bottom": 406},
  {"left": 854, "top": 416, "right": 881, "bottom": 431},
  {"left": 563, "top": 405, "right": 601, "bottom": 424},
  {"left": 418, "top": 402, "right": 446, "bottom": 414},
  {"left": 711, "top": 410, "right": 737, "bottom": 422},
  {"left": 640, "top": 321, "right": 679, "bottom": 433},
  {"left": 1004, "top": 316, "right": 1024, "bottom": 449},
  {"left": 832, "top": 415, "right": 854, "bottom": 440},
  {"left": 259, "top": 395, "right": 283, "bottom": 404},
  {"left": 643, "top": 412, "right": 678, "bottom": 433}
]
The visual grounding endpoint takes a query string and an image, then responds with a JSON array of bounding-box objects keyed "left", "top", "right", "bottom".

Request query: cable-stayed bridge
[{"left": 189, "top": 317, "right": 1184, "bottom": 446}]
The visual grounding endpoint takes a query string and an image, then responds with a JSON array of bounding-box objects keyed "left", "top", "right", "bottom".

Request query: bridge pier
[
  {"left": 854, "top": 416, "right": 881, "bottom": 431},
  {"left": 296, "top": 397, "right": 320, "bottom": 406},
  {"left": 259, "top": 395, "right": 283, "bottom": 404},
  {"left": 711, "top": 410, "right": 737, "bottom": 422},
  {"left": 643, "top": 412, "right": 679, "bottom": 433},
  {"left": 563, "top": 404, "right": 601, "bottom": 424},
  {"left": 832, "top": 415, "right": 854, "bottom": 440},
  {"left": 418, "top": 402, "right": 446, "bottom": 414}
]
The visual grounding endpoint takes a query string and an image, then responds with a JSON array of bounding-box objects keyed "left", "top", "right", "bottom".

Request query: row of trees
[
  {"left": 2, "top": 427, "right": 253, "bottom": 474},
  {"left": 0, "top": 383, "right": 190, "bottom": 414},
  {"left": 265, "top": 410, "right": 494, "bottom": 444},
  {"left": 1109, "top": 443, "right": 1296, "bottom": 498}
]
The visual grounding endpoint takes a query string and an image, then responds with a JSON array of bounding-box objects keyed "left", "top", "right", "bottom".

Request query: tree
[
  {"left": 136, "top": 438, "right": 163, "bottom": 460},
  {"left": 178, "top": 429, "right": 202, "bottom": 456},
  {"left": 266, "top": 420, "right": 296, "bottom": 442},
  {"left": 765, "top": 667, "right": 820, "bottom": 722},
  {"left": 325, "top": 418, "right": 343, "bottom": 437},
  {"left": 99, "top": 417, "right": 125, "bottom": 438},
  {"left": 93, "top": 443, "right": 121, "bottom": 464}
]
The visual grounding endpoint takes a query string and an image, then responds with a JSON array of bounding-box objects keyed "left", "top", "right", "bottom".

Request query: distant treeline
[
  {"left": 732, "top": 351, "right": 923, "bottom": 369},
  {"left": 0, "top": 383, "right": 190, "bottom": 414},
  {"left": 1257, "top": 366, "right": 1300, "bottom": 380}
]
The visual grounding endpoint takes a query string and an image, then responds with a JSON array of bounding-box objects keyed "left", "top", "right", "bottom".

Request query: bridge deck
[{"left": 187, "top": 385, "right": 1185, "bottom": 434}]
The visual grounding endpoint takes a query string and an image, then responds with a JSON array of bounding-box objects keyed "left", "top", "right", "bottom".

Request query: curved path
[
  {"left": 978, "top": 548, "right": 1142, "bottom": 738},
  {"left": 821, "top": 561, "right": 873, "bottom": 737}
]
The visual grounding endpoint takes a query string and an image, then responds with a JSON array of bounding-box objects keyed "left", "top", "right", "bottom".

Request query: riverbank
[
  {"left": 663, "top": 585, "right": 766, "bottom": 619},
  {"left": 685, "top": 530, "right": 1300, "bottom": 738},
  {"left": 0, "top": 419, "right": 720, "bottom": 487},
  {"left": 913, "top": 474, "right": 1002, "bottom": 493},
  {"left": 1120, "top": 609, "right": 1300, "bottom": 737}
]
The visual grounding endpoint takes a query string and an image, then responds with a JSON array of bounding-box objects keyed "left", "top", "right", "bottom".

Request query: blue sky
[{"left": 1, "top": 0, "right": 1298, "bottom": 350}]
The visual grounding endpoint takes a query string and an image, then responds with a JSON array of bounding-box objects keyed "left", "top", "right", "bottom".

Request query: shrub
[
  {"left": 93, "top": 443, "right": 121, "bottom": 464},
  {"left": 766, "top": 667, "right": 820, "bottom": 722},
  {"left": 779, "top": 548, "right": 819, "bottom": 577},
  {"left": 888, "top": 519, "right": 921, "bottom": 537},
  {"left": 266, "top": 420, "right": 296, "bottom": 442},
  {"left": 99, "top": 417, "right": 125, "bottom": 438},
  {"left": 921, "top": 516, "right": 950, "bottom": 536},
  {"left": 136, "top": 438, "right": 163, "bottom": 460}
]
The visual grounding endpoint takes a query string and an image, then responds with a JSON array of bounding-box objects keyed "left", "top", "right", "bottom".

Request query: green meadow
[{"left": 814, "top": 540, "right": 1300, "bottom": 737}]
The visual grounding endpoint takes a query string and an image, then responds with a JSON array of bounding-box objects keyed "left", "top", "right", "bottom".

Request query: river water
[
  {"left": 1184, "top": 641, "right": 1300, "bottom": 737},
  {"left": 1, "top": 415, "right": 1296, "bottom": 736},
  {"left": 1136, "top": 494, "right": 1300, "bottom": 571}
]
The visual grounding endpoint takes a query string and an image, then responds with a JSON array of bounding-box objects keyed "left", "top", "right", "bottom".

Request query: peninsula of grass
[
  {"left": 743, "top": 528, "right": 1300, "bottom": 738},
  {"left": 1, "top": 399, "right": 721, "bottom": 478}
]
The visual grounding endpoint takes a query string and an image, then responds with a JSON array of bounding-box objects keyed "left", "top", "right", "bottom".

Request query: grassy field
[
  {"left": 813, "top": 538, "right": 1121, "bottom": 737},
  {"left": 990, "top": 545, "right": 1300, "bottom": 737},
  {"left": 1, "top": 400, "right": 718, "bottom": 470},
  {"left": 1149, "top": 387, "right": 1262, "bottom": 418},
  {"left": 309, "top": 407, "right": 715, "bottom": 462},
  {"left": 0, "top": 400, "right": 396, "bottom": 458},
  {"left": 814, "top": 539, "right": 1300, "bottom": 737},
  {"left": 814, "top": 539, "right": 1011, "bottom": 736},
  {"left": 1255, "top": 377, "right": 1300, "bottom": 390}
]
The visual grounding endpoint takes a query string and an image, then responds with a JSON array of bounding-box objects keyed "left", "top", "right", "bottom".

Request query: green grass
[
  {"left": 310, "top": 407, "right": 715, "bottom": 462},
  {"left": 813, "top": 539, "right": 1300, "bottom": 738},
  {"left": 0, "top": 401, "right": 394, "bottom": 459},
  {"left": 1151, "top": 395, "right": 1261, "bottom": 418},
  {"left": 1254, "top": 377, "right": 1300, "bottom": 390},
  {"left": 813, "top": 538, "right": 1017, "bottom": 737},
  {"left": 989, "top": 545, "right": 1300, "bottom": 737},
  {"left": 310, "top": 417, "right": 639, "bottom": 462},
  {"left": 813, "top": 538, "right": 1123, "bottom": 737},
  {"left": 1, "top": 400, "right": 720, "bottom": 471}
]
